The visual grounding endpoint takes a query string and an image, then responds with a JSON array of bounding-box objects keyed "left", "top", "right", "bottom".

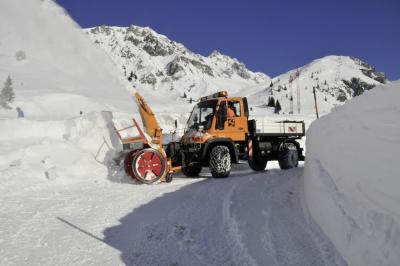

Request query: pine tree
[
  {"left": 267, "top": 96, "right": 276, "bottom": 107},
  {"left": 183, "top": 92, "right": 187, "bottom": 98},
  {"left": 0, "top": 75, "right": 15, "bottom": 109},
  {"left": 270, "top": 81, "right": 273, "bottom": 88},
  {"left": 274, "top": 100, "right": 282, "bottom": 113},
  {"left": 127, "top": 71, "right": 134, "bottom": 82}
]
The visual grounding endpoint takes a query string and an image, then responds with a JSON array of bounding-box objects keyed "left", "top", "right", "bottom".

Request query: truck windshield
[{"left": 186, "top": 100, "right": 217, "bottom": 130}]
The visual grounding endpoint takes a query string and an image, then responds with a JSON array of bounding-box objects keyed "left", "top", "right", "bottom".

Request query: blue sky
[{"left": 57, "top": 0, "right": 400, "bottom": 80}]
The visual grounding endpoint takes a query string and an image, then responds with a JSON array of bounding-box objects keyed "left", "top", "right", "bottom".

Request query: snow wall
[{"left": 304, "top": 81, "right": 400, "bottom": 265}]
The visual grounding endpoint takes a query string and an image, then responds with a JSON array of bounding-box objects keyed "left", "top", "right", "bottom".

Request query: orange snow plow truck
[{"left": 115, "top": 91, "right": 305, "bottom": 184}]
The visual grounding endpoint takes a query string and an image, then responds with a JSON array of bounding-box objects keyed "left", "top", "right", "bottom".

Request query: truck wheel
[
  {"left": 279, "top": 143, "right": 298, "bottom": 169},
  {"left": 181, "top": 166, "right": 202, "bottom": 177},
  {"left": 248, "top": 156, "right": 268, "bottom": 171},
  {"left": 209, "top": 146, "right": 231, "bottom": 178},
  {"left": 166, "top": 142, "right": 181, "bottom": 166},
  {"left": 164, "top": 173, "right": 173, "bottom": 183}
]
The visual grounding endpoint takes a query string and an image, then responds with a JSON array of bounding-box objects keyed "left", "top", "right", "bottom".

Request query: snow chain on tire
[{"left": 209, "top": 145, "right": 231, "bottom": 178}]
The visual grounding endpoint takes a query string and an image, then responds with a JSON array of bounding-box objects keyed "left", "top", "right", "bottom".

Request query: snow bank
[
  {"left": 0, "top": 112, "right": 125, "bottom": 193},
  {"left": 304, "top": 81, "right": 400, "bottom": 265}
]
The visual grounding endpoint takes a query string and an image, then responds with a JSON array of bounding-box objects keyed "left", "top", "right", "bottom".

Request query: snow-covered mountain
[
  {"left": 248, "top": 55, "right": 387, "bottom": 115},
  {"left": 84, "top": 25, "right": 271, "bottom": 112},
  {"left": 85, "top": 25, "right": 387, "bottom": 116}
]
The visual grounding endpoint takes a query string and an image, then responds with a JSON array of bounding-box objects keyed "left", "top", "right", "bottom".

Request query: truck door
[{"left": 216, "top": 100, "right": 246, "bottom": 141}]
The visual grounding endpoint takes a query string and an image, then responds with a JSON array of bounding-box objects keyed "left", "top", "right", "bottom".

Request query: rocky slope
[{"left": 85, "top": 25, "right": 270, "bottom": 112}]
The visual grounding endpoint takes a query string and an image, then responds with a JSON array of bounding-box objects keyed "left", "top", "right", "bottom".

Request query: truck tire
[
  {"left": 248, "top": 156, "right": 268, "bottom": 171},
  {"left": 166, "top": 142, "right": 181, "bottom": 166},
  {"left": 279, "top": 143, "right": 298, "bottom": 169},
  {"left": 181, "top": 166, "right": 202, "bottom": 177},
  {"left": 209, "top": 146, "right": 231, "bottom": 178},
  {"left": 164, "top": 173, "right": 173, "bottom": 183}
]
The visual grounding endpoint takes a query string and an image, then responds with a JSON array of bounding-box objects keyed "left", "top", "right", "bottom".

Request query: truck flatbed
[{"left": 250, "top": 119, "right": 305, "bottom": 138}]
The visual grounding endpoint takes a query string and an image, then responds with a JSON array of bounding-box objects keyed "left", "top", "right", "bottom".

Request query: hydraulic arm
[{"left": 134, "top": 92, "right": 163, "bottom": 146}]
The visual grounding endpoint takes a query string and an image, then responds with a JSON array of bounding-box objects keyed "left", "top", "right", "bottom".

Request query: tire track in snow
[
  {"left": 222, "top": 178, "right": 257, "bottom": 266},
  {"left": 223, "top": 168, "right": 346, "bottom": 266}
]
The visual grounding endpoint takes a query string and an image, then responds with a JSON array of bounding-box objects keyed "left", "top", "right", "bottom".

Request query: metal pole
[{"left": 313, "top": 87, "right": 319, "bottom": 119}]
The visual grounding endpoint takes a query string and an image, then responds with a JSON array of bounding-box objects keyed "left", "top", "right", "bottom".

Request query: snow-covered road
[{"left": 0, "top": 164, "right": 345, "bottom": 266}]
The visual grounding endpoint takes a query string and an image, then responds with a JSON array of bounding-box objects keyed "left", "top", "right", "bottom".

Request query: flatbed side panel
[
  {"left": 255, "top": 133, "right": 304, "bottom": 138},
  {"left": 254, "top": 119, "right": 305, "bottom": 136}
]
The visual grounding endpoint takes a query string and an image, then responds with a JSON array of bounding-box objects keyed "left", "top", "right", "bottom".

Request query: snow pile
[
  {"left": 304, "top": 81, "right": 400, "bottom": 265},
  {"left": 0, "top": 0, "right": 134, "bottom": 119},
  {"left": 0, "top": 112, "right": 126, "bottom": 194}
]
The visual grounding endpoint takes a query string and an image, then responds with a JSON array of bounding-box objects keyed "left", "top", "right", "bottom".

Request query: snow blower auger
[{"left": 114, "top": 92, "right": 177, "bottom": 184}]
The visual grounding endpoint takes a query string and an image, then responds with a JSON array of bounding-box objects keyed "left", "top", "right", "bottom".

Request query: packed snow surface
[
  {"left": 304, "top": 81, "right": 400, "bottom": 266},
  {"left": 0, "top": 161, "right": 347, "bottom": 265}
]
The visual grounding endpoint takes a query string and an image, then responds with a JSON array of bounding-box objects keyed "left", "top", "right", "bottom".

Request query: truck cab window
[
  {"left": 186, "top": 100, "right": 217, "bottom": 130},
  {"left": 228, "top": 101, "right": 241, "bottom": 117}
]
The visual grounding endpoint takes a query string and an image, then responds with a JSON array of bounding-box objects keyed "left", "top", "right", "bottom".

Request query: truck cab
[{"left": 182, "top": 91, "right": 249, "bottom": 142}]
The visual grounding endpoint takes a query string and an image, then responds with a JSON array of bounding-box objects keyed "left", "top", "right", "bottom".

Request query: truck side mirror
[{"left": 216, "top": 102, "right": 227, "bottom": 130}]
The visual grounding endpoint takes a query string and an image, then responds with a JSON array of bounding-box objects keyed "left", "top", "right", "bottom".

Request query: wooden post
[{"left": 313, "top": 86, "right": 319, "bottom": 119}]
